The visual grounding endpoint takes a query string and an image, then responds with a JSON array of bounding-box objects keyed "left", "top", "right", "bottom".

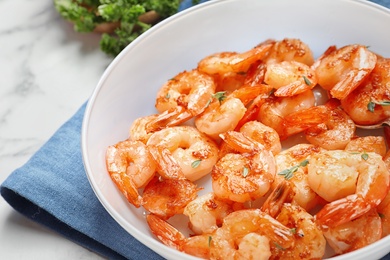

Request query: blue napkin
[{"left": 1, "top": 0, "right": 390, "bottom": 259}]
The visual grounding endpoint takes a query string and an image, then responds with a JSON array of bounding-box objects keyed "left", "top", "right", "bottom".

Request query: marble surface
[{"left": 0, "top": 0, "right": 112, "bottom": 258}]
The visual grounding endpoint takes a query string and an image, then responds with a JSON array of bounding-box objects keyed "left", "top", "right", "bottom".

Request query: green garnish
[
  {"left": 208, "top": 236, "right": 212, "bottom": 247},
  {"left": 212, "top": 91, "right": 227, "bottom": 104},
  {"left": 165, "top": 93, "right": 170, "bottom": 99},
  {"left": 367, "top": 100, "right": 390, "bottom": 112},
  {"left": 273, "top": 242, "right": 286, "bottom": 251},
  {"left": 361, "top": 152, "right": 369, "bottom": 161},
  {"left": 191, "top": 159, "right": 202, "bottom": 168},
  {"left": 54, "top": 0, "right": 183, "bottom": 56},
  {"left": 278, "top": 159, "right": 309, "bottom": 180},
  {"left": 303, "top": 75, "right": 312, "bottom": 86},
  {"left": 242, "top": 167, "right": 249, "bottom": 178}
]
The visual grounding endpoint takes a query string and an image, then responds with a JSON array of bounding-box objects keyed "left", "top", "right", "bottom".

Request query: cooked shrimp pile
[{"left": 106, "top": 38, "right": 390, "bottom": 259}]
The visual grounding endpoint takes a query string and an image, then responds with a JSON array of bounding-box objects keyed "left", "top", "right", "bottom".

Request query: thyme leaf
[
  {"left": 303, "top": 75, "right": 312, "bottom": 86},
  {"left": 212, "top": 91, "right": 227, "bottom": 104},
  {"left": 242, "top": 167, "right": 249, "bottom": 178},
  {"left": 367, "top": 100, "right": 390, "bottom": 112},
  {"left": 278, "top": 159, "right": 309, "bottom": 180},
  {"left": 191, "top": 159, "right": 202, "bottom": 168}
]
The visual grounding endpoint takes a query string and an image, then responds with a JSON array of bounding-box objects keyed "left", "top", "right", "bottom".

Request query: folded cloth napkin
[{"left": 1, "top": 0, "right": 390, "bottom": 260}]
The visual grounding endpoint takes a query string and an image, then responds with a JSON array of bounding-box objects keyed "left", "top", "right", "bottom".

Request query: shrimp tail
[
  {"left": 145, "top": 106, "right": 188, "bottom": 133},
  {"left": 109, "top": 172, "right": 142, "bottom": 208},
  {"left": 148, "top": 145, "right": 186, "bottom": 180},
  {"left": 261, "top": 181, "right": 294, "bottom": 218},
  {"left": 315, "top": 194, "right": 371, "bottom": 228},
  {"left": 146, "top": 214, "right": 186, "bottom": 250},
  {"left": 231, "top": 84, "right": 273, "bottom": 105},
  {"left": 219, "top": 131, "right": 262, "bottom": 154},
  {"left": 274, "top": 81, "right": 312, "bottom": 97}
]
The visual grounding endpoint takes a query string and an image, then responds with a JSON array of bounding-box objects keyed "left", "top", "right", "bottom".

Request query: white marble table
[{"left": 0, "top": 0, "right": 112, "bottom": 258}]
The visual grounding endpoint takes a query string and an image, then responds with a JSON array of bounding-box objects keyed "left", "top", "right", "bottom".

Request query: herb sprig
[{"left": 278, "top": 159, "right": 309, "bottom": 180}]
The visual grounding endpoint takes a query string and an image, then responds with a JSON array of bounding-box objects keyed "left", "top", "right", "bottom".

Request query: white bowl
[{"left": 81, "top": 0, "right": 390, "bottom": 259}]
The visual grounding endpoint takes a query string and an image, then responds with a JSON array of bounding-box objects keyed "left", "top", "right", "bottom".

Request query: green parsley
[
  {"left": 278, "top": 159, "right": 309, "bottom": 180},
  {"left": 54, "top": 0, "right": 183, "bottom": 56},
  {"left": 361, "top": 152, "right": 369, "bottom": 161},
  {"left": 303, "top": 75, "right": 312, "bottom": 86},
  {"left": 367, "top": 100, "right": 390, "bottom": 113},
  {"left": 208, "top": 236, "right": 212, "bottom": 247},
  {"left": 242, "top": 167, "right": 249, "bottom": 178},
  {"left": 212, "top": 91, "right": 227, "bottom": 104},
  {"left": 273, "top": 242, "right": 286, "bottom": 251},
  {"left": 191, "top": 159, "right": 202, "bottom": 168}
]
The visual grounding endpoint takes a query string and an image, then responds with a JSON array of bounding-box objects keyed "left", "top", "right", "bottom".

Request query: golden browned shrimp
[
  {"left": 142, "top": 176, "right": 200, "bottom": 220},
  {"left": 183, "top": 192, "right": 242, "bottom": 235},
  {"left": 211, "top": 131, "right": 276, "bottom": 203},
  {"left": 259, "top": 90, "right": 327, "bottom": 140},
  {"left": 262, "top": 182, "right": 326, "bottom": 259},
  {"left": 345, "top": 136, "right": 387, "bottom": 158},
  {"left": 273, "top": 144, "right": 325, "bottom": 212},
  {"left": 264, "top": 60, "right": 317, "bottom": 97},
  {"left": 195, "top": 85, "right": 271, "bottom": 140},
  {"left": 273, "top": 203, "right": 326, "bottom": 259},
  {"left": 146, "top": 214, "right": 212, "bottom": 259},
  {"left": 378, "top": 150, "right": 390, "bottom": 237},
  {"left": 238, "top": 120, "right": 282, "bottom": 156},
  {"left": 128, "top": 114, "right": 159, "bottom": 143},
  {"left": 197, "top": 42, "right": 273, "bottom": 75},
  {"left": 105, "top": 140, "right": 156, "bottom": 208},
  {"left": 261, "top": 38, "right": 315, "bottom": 66},
  {"left": 313, "top": 44, "right": 377, "bottom": 100},
  {"left": 209, "top": 209, "right": 295, "bottom": 260},
  {"left": 341, "top": 56, "right": 390, "bottom": 126},
  {"left": 146, "top": 126, "right": 219, "bottom": 181},
  {"left": 322, "top": 209, "right": 382, "bottom": 255},
  {"left": 304, "top": 99, "right": 356, "bottom": 150},
  {"left": 308, "top": 150, "right": 389, "bottom": 228}
]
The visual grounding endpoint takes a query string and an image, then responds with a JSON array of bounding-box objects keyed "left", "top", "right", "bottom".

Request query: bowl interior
[{"left": 82, "top": 0, "right": 390, "bottom": 259}]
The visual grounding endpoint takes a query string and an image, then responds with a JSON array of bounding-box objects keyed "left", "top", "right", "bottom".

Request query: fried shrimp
[
  {"left": 195, "top": 85, "right": 271, "bottom": 139},
  {"left": 344, "top": 136, "right": 387, "bottom": 158},
  {"left": 308, "top": 150, "right": 390, "bottom": 228},
  {"left": 153, "top": 69, "right": 216, "bottom": 126},
  {"left": 304, "top": 99, "right": 356, "bottom": 150},
  {"left": 313, "top": 44, "right": 377, "bottom": 100},
  {"left": 262, "top": 181, "right": 326, "bottom": 259},
  {"left": 259, "top": 90, "right": 326, "bottom": 140},
  {"left": 197, "top": 42, "right": 273, "bottom": 75},
  {"left": 146, "top": 126, "right": 219, "bottom": 181},
  {"left": 146, "top": 214, "right": 212, "bottom": 259},
  {"left": 106, "top": 140, "right": 156, "bottom": 208},
  {"left": 273, "top": 203, "right": 326, "bottom": 259},
  {"left": 264, "top": 60, "right": 317, "bottom": 97},
  {"left": 142, "top": 176, "right": 200, "bottom": 220},
  {"left": 273, "top": 144, "right": 324, "bottom": 212},
  {"left": 261, "top": 38, "right": 315, "bottom": 66},
  {"left": 129, "top": 114, "right": 158, "bottom": 143},
  {"left": 211, "top": 131, "right": 276, "bottom": 203},
  {"left": 238, "top": 120, "right": 282, "bottom": 156},
  {"left": 183, "top": 192, "right": 240, "bottom": 235},
  {"left": 341, "top": 56, "right": 390, "bottom": 125},
  {"left": 209, "top": 209, "right": 295, "bottom": 260},
  {"left": 323, "top": 209, "right": 382, "bottom": 254}
]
